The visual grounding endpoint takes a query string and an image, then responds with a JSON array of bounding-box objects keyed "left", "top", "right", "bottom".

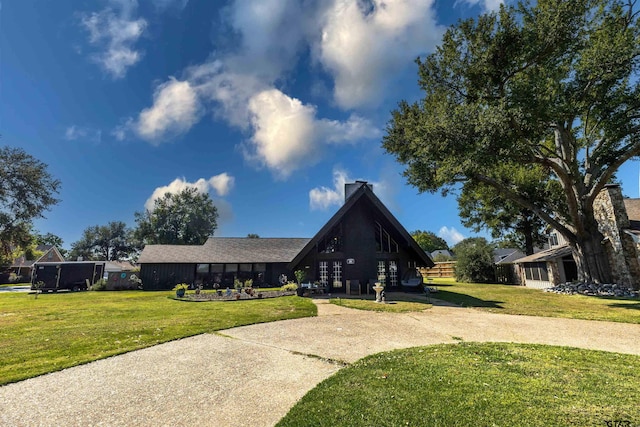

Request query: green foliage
[
  {"left": 410, "top": 230, "right": 448, "bottom": 252},
  {"left": 90, "top": 279, "right": 107, "bottom": 291},
  {"left": 452, "top": 238, "right": 495, "bottom": 283},
  {"left": 0, "top": 291, "right": 316, "bottom": 385},
  {"left": 0, "top": 146, "right": 60, "bottom": 266},
  {"left": 246, "top": 233, "right": 260, "bottom": 238},
  {"left": 278, "top": 343, "right": 640, "bottom": 426},
  {"left": 70, "top": 221, "right": 135, "bottom": 261},
  {"left": 35, "top": 232, "right": 63, "bottom": 248},
  {"left": 383, "top": 0, "right": 640, "bottom": 283},
  {"left": 294, "top": 269, "right": 306, "bottom": 284},
  {"left": 432, "top": 253, "right": 454, "bottom": 262},
  {"left": 134, "top": 188, "right": 218, "bottom": 246},
  {"left": 458, "top": 165, "right": 551, "bottom": 255},
  {"left": 281, "top": 282, "right": 298, "bottom": 292}
]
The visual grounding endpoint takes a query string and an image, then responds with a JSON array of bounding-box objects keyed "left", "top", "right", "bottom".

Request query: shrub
[
  {"left": 244, "top": 279, "right": 253, "bottom": 288},
  {"left": 281, "top": 282, "right": 298, "bottom": 291},
  {"left": 452, "top": 238, "right": 496, "bottom": 283},
  {"left": 91, "top": 279, "right": 107, "bottom": 291}
]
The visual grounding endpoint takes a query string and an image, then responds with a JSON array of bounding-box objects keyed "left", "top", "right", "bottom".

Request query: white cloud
[
  {"left": 309, "top": 169, "right": 350, "bottom": 210},
  {"left": 144, "top": 174, "right": 235, "bottom": 212},
  {"left": 245, "top": 89, "right": 380, "bottom": 178},
  {"left": 438, "top": 226, "right": 465, "bottom": 246},
  {"left": 457, "top": 0, "right": 504, "bottom": 12},
  {"left": 316, "top": 0, "right": 442, "bottom": 109},
  {"left": 209, "top": 173, "right": 235, "bottom": 196},
  {"left": 80, "top": 1, "right": 147, "bottom": 78},
  {"left": 135, "top": 78, "right": 201, "bottom": 142},
  {"left": 64, "top": 125, "right": 102, "bottom": 143},
  {"left": 309, "top": 168, "right": 395, "bottom": 211}
]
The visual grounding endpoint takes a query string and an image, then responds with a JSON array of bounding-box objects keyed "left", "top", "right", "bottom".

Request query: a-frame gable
[{"left": 288, "top": 183, "right": 433, "bottom": 269}]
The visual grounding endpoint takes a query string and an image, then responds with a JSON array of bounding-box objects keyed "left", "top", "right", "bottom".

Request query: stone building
[{"left": 514, "top": 184, "right": 640, "bottom": 289}]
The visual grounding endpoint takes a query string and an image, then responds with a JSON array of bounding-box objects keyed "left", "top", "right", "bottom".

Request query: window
[
  {"left": 319, "top": 261, "right": 329, "bottom": 286},
  {"left": 210, "top": 264, "right": 223, "bottom": 273},
  {"left": 389, "top": 260, "right": 398, "bottom": 288},
  {"left": 196, "top": 264, "right": 209, "bottom": 273},
  {"left": 239, "top": 263, "right": 252, "bottom": 272},
  {"left": 225, "top": 264, "right": 238, "bottom": 272},
  {"left": 318, "top": 223, "right": 343, "bottom": 253},
  {"left": 524, "top": 262, "right": 549, "bottom": 281},
  {"left": 332, "top": 261, "right": 342, "bottom": 288},
  {"left": 377, "top": 260, "right": 386, "bottom": 286},
  {"left": 549, "top": 233, "right": 559, "bottom": 247},
  {"left": 375, "top": 221, "right": 399, "bottom": 253}
]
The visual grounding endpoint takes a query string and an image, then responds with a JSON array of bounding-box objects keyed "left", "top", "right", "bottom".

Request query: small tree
[
  {"left": 294, "top": 270, "right": 306, "bottom": 285},
  {"left": 453, "top": 238, "right": 496, "bottom": 283}
]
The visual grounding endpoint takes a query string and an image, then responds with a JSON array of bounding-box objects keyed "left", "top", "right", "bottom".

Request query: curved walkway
[{"left": 2, "top": 299, "right": 640, "bottom": 426}]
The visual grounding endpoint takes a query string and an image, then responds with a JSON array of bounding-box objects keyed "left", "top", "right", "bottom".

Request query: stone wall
[{"left": 593, "top": 184, "right": 640, "bottom": 288}]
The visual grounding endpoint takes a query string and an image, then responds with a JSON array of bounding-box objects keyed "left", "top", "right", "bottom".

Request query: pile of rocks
[{"left": 544, "top": 282, "right": 639, "bottom": 298}]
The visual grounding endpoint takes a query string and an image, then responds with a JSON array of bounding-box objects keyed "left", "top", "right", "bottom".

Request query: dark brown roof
[
  {"left": 624, "top": 199, "right": 640, "bottom": 230},
  {"left": 288, "top": 183, "right": 434, "bottom": 269},
  {"left": 138, "top": 237, "right": 311, "bottom": 264}
]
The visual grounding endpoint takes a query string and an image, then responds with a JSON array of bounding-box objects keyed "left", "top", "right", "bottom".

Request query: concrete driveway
[{"left": 2, "top": 298, "right": 640, "bottom": 426}]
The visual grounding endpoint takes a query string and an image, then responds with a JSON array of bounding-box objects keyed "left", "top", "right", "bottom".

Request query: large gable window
[
  {"left": 318, "top": 223, "right": 343, "bottom": 253},
  {"left": 375, "top": 221, "right": 399, "bottom": 253}
]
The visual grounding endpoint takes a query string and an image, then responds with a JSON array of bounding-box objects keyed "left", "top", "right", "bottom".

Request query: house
[
  {"left": 138, "top": 182, "right": 434, "bottom": 292},
  {"left": 493, "top": 248, "right": 526, "bottom": 284},
  {"left": 431, "top": 249, "right": 455, "bottom": 260},
  {"left": 514, "top": 184, "right": 640, "bottom": 289},
  {"left": 8, "top": 245, "right": 65, "bottom": 282}
]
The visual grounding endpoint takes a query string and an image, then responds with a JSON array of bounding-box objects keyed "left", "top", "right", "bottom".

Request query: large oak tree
[{"left": 384, "top": 0, "right": 640, "bottom": 284}]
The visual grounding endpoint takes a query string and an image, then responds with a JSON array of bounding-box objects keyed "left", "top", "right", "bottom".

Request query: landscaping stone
[
  {"left": 544, "top": 282, "right": 639, "bottom": 298},
  {"left": 182, "top": 290, "right": 296, "bottom": 301}
]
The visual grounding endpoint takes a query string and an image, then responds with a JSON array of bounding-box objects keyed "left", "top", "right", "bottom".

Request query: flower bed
[{"left": 179, "top": 290, "right": 296, "bottom": 301}]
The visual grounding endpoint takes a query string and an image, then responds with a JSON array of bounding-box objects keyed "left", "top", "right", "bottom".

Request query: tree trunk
[{"left": 572, "top": 228, "right": 612, "bottom": 284}]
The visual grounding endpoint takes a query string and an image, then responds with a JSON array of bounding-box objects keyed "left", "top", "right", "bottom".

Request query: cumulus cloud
[
  {"left": 144, "top": 174, "right": 235, "bottom": 211},
  {"left": 438, "top": 226, "right": 465, "bottom": 246},
  {"left": 136, "top": 78, "right": 201, "bottom": 142},
  {"left": 316, "top": 0, "right": 442, "bottom": 109},
  {"left": 80, "top": 0, "right": 147, "bottom": 78},
  {"left": 123, "top": 0, "right": 440, "bottom": 176},
  {"left": 309, "top": 169, "right": 350, "bottom": 210}
]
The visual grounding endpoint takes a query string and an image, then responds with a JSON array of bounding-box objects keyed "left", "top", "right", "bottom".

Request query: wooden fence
[{"left": 420, "top": 261, "right": 456, "bottom": 279}]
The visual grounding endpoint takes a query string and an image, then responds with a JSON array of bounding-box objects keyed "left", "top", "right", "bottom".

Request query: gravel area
[{"left": 2, "top": 297, "right": 640, "bottom": 426}]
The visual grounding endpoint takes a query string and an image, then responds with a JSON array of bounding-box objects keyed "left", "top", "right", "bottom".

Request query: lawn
[
  {"left": 0, "top": 290, "right": 316, "bottom": 385},
  {"left": 330, "top": 296, "right": 431, "bottom": 313},
  {"left": 277, "top": 343, "right": 640, "bottom": 427},
  {"left": 428, "top": 278, "right": 640, "bottom": 323}
]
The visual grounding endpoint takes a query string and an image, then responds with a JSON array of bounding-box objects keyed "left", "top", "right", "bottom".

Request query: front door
[
  {"left": 377, "top": 259, "right": 399, "bottom": 289},
  {"left": 319, "top": 260, "right": 343, "bottom": 292}
]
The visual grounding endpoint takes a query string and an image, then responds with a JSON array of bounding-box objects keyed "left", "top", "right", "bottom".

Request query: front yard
[
  {"left": 428, "top": 279, "right": 640, "bottom": 323},
  {"left": 0, "top": 291, "right": 316, "bottom": 385}
]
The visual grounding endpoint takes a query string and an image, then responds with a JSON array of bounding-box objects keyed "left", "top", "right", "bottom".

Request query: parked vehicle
[{"left": 31, "top": 261, "right": 105, "bottom": 292}]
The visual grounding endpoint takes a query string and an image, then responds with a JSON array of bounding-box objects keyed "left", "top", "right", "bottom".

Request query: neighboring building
[
  {"left": 138, "top": 182, "right": 434, "bottom": 292},
  {"left": 9, "top": 245, "right": 65, "bottom": 282},
  {"left": 514, "top": 184, "right": 640, "bottom": 289},
  {"left": 494, "top": 248, "right": 526, "bottom": 284},
  {"left": 431, "top": 249, "right": 455, "bottom": 260}
]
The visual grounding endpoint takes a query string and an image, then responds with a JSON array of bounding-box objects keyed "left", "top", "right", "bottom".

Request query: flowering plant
[{"left": 173, "top": 283, "right": 189, "bottom": 291}]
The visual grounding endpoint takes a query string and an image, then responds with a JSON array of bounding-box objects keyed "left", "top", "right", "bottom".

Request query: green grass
[
  {"left": 0, "top": 291, "right": 316, "bottom": 385},
  {"left": 330, "top": 296, "right": 431, "bottom": 312},
  {"left": 427, "top": 279, "right": 640, "bottom": 323},
  {"left": 277, "top": 343, "right": 640, "bottom": 427}
]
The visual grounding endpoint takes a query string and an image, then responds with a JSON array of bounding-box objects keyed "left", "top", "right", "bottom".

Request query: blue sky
[{"left": 2, "top": 0, "right": 639, "bottom": 251}]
